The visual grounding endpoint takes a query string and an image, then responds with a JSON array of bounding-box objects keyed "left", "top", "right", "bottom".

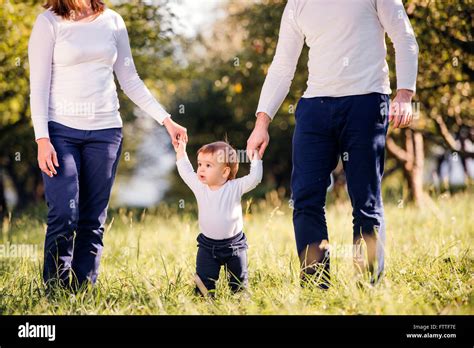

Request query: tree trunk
[
  {"left": 5, "top": 160, "right": 36, "bottom": 211},
  {"left": 386, "top": 129, "right": 425, "bottom": 206},
  {"left": 404, "top": 130, "right": 424, "bottom": 205},
  {"left": 0, "top": 170, "right": 7, "bottom": 221}
]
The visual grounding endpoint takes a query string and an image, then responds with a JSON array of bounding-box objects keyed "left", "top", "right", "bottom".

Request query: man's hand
[
  {"left": 37, "top": 138, "right": 59, "bottom": 178},
  {"left": 246, "top": 112, "right": 271, "bottom": 159},
  {"left": 389, "top": 89, "right": 414, "bottom": 129},
  {"left": 247, "top": 149, "right": 262, "bottom": 161},
  {"left": 163, "top": 116, "right": 188, "bottom": 148}
]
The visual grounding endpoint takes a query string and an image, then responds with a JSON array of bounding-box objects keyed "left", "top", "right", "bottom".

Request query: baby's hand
[
  {"left": 248, "top": 149, "right": 261, "bottom": 161},
  {"left": 174, "top": 138, "right": 187, "bottom": 158}
]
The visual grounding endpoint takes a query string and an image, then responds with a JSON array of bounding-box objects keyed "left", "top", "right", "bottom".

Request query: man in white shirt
[{"left": 246, "top": 0, "right": 419, "bottom": 287}]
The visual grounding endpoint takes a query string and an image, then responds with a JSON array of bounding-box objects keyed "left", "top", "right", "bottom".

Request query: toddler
[{"left": 174, "top": 139, "right": 263, "bottom": 295}]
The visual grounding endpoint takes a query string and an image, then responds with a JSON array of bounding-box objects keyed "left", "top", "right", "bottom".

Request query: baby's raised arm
[
  {"left": 175, "top": 140, "right": 202, "bottom": 194},
  {"left": 235, "top": 151, "right": 263, "bottom": 195}
]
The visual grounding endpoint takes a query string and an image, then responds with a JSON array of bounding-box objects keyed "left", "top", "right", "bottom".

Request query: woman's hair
[
  {"left": 43, "top": 0, "right": 105, "bottom": 19},
  {"left": 197, "top": 141, "right": 239, "bottom": 180}
]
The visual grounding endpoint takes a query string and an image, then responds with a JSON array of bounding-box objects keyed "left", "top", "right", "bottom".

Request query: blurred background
[{"left": 0, "top": 0, "right": 472, "bottom": 218}]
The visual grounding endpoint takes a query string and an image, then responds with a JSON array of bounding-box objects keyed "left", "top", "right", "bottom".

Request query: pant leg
[
  {"left": 225, "top": 248, "right": 248, "bottom": 292},
  {"left": 71, "top": 127, "right": 122, "bottom": 287},
  {"left": 225, "top": 234, "right": 248, "bottom": 292},
  {"left": 42, "top": 122, "right": 82, "bottom": 286},
  {"left": 291, "top": 97, "right": 340, "bottom": 255},
  {"left": 338, "top": 93, "right": 389, "bottom": 282},
  {"left": 195, "top": 244, "right": 221, "bottom": 294}
]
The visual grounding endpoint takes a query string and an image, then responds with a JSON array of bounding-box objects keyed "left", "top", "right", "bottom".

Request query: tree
[
  {"left": 386, "top": 0, "right": 473, "bottom": 205},
  {"left": 0, "top": 0, "right": 44, "bottom": 215}
]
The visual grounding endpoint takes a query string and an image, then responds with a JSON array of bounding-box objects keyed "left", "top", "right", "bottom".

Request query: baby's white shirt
[{"left": 176, "top": 155, "right": 263, "bottom": 240}]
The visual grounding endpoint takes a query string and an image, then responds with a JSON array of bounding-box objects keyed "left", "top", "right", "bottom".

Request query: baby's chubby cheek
[{"left": 208, "top": 170, "right": 221, "bottom": 184}]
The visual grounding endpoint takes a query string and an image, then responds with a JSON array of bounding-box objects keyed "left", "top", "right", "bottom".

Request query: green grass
[{"left": 0, "top": 191, "right": 472, "bottom": 315}]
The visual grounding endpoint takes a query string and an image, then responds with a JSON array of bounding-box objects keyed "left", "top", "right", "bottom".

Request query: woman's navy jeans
[{"left": 41, "top": 121, "right": 122, "bottom": 290}]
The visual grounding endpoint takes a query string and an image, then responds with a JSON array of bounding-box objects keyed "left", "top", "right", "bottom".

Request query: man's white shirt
[{"left": 256, "top": 0, "right": 419, "bottom": 119}]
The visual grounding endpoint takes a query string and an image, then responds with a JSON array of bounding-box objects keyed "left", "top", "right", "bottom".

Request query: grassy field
[{"left": 0, "top": 191, "right": 472, "bottom": 315}]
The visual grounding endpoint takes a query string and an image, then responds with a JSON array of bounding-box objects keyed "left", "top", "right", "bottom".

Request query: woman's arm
[
  {"left": 28, "top": 14, "right": 59, "bottom": 177},
  {"left": 112, "top": 13, "right": 171, "bottom": 125},
  {"left": 28, "top": 14, "right": 54, "bottom": 140},
  {"left": 112, "top": 12, "right": 187, "bottom": 147}
]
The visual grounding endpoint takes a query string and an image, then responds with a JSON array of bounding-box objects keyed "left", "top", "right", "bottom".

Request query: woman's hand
[
  {"left": 36, "top": 138, "right": 59, "bottom": 177},
  {"left": 174, "top": 139, "right": 187, "bottom": 160},
  {"left": 163, "top": 117, "right": 188, "bottom": 148}
]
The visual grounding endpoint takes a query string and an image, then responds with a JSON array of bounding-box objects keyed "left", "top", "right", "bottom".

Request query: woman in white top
[{"left": 28, "top": 0, "right": 187, "bottom": 291}]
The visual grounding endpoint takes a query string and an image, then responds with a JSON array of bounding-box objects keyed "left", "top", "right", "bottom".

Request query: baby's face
[{"left": 197, "top": 152, "right": 229, "bottom": 186}]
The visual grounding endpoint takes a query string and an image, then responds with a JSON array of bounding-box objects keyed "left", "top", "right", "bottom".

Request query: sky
[{"left": 166, "top": 0, "right": 227, "bottom": 38}]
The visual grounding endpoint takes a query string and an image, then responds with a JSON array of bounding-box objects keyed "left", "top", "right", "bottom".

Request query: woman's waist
[
  {"left": 50, "top": 66, "right": 115, "bottom": 98},
  {"left": 48, "top": 88, "right": 119, "bottom": 116},
  {"left": 48, "top": 113, "right": 123, "bottom": 130}
]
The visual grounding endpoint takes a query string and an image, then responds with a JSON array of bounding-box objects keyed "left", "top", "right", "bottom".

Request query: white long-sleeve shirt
[
  {"left": 256, "top": 0, "right": 419, "bottom": 119},
  {"left": 28, "top": 8, "right": 171, "bottom": 140},
  {"left": 176, "top": 155, "right": 263, "bottom": 240}
]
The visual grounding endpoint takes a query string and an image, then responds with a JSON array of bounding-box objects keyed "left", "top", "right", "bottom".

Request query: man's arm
[
  {"left": 248, "top": 0, "right": 304, "bottom": 157},
  {"left": 246, "top": 112, "right": 271, "bottom": 159},
  {"left": 255, "top": 0, "right": 305, "bottom": 120},
  {"left": 377, "top": 0, "right": 419, "bottom": 92},
  {"left": 377, "top": 0, "right": 419, "bottom": 128}
]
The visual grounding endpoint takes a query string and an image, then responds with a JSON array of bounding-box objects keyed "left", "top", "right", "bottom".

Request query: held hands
[
  {"left": 389, "top": 89, "right": 415, "bottom": 129},
  {"left": 163, "top": 116, "right": 188, "bottom": 149},
  {"left": 173, "top": 137, "right": 187, "bottom": 160},
  {"left": 36, "top": 138, "right": 59, "bottom": 178},
  {"left": 247, "top": 148, "right": 262, "bottom": 161},
  {"left": 246, "top": 112, "right": 271, "bottom": 159}
]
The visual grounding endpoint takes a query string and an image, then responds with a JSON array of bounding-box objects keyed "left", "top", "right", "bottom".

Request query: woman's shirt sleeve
[
  {"left": 28, "top": 14, "right": 55, "bottom": 140},
  {"left": 113, "top": 13, "right": 171, "bottom": 125}
]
